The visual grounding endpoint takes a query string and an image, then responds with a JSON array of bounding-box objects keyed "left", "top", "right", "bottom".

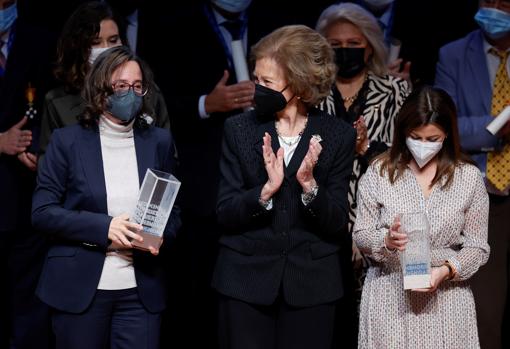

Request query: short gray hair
[
  {"left": 250, "top": 25, "right": 337, "bottom": 107},
  {"left": 315, "top": 2, "right": 388, "bottom": 76}
]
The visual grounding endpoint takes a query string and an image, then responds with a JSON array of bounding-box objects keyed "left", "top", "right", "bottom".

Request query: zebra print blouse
[{"left": 319, "top": 72, "right": 411, "bottom": 233}]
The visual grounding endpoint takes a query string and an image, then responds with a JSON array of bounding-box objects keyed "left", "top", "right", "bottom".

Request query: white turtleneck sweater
[{"left": 97, "top": 115, "right": 139, "bottom": 290}]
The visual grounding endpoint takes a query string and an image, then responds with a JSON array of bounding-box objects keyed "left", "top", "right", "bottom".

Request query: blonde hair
[
  {"left": 250, "top": 25, "right": 337, "bottom": 107},
  {"left": 315, "top": 2, "right": 388, "bottom": 76}
]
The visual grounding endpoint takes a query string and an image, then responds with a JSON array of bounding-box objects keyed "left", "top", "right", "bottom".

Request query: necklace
[
  {"left": 275, "top": 117, "right": 308, "bottom": 147},
  {"left": 342, "top": 92, "right": 359, "bottom": 104},
  {"left": 340, "top": 73, "right": 368, "bottom": 104}
]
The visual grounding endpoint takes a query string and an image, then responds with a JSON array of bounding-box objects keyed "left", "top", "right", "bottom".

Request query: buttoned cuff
[{"left": 198, "top": 95, "right": 210, "bottom": 119}]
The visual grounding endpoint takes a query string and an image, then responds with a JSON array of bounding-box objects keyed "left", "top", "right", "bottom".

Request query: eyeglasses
[{"left": 111, "top": 80, "right": 148, "bottom": 97}]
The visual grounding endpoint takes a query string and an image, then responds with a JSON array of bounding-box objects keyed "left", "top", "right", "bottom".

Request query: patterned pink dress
[{"left": 353, "top": 161, "right": 490, "bottom": 349}]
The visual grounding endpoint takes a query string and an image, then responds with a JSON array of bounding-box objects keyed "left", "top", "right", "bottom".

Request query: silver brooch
[{"left": 141, "top": 113, "right": 154, "bottom": 125}]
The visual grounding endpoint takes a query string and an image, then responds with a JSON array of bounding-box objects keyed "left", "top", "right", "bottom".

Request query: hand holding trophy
[
  {"left": 399, "top": 212, "right": 432, "bottom": 290},
  {"left": 131, "top": 169, "right": 181, "bottom": 254}
]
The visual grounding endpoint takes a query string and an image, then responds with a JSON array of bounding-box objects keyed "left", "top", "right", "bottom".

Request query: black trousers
[
  {"left": 218, "top": 294, "right": 336, "bottom": 349},
  {"left": 52, "top": 288, "right": 161, "bottom": 349},
  {"left": 0, "top": 228, "right": 52, "bottom": 349},
  {"left": 471, "top": 194, "right": 510, "bottom": 349},
  {"left": 161, "top": 212, "right": 220, "bottom": 349}
]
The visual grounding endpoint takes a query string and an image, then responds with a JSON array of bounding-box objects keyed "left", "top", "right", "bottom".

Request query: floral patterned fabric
[{"left": 353, "top": 161, "right": 490, "bottom": 349}]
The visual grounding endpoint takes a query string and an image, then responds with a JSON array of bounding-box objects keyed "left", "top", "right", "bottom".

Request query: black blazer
[
  {"left": 212, "top": 109, "right": 356, "bottom": 307},
  {"left": 144, "top": 1, "right": 292, "bottom": 216},
  {"left": 0, "top": 19, "right": 57, "bottom": 232},
  {"left": 32, "top": 123, "right": 181, "bottom": 313}
]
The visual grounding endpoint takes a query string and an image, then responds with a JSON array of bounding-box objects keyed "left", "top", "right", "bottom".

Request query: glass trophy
[
  {"left": 131, "top": 169, "right": 180, "bottom": 251},
  {"left": 399, "top": 212, "right": 431, "bottom": 290}
]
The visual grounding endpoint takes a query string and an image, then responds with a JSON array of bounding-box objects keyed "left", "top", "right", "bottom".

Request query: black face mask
[
  {"left": 254, "top": 84, "right": 288, "bottom": 115},
  {"left": 334, "top": 47, "right": 366, "bottom": 79}
]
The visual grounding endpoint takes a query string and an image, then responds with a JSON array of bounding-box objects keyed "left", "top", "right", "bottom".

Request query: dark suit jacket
[
  {"left": 211, "top": 109, "right": 356, "bottom": 307},
  {"left": 0, "top": 19, "right": 57, "bottom": 232},
  {"left": 144, "top": 1, "right": 291, "bottom": 217},
  {"left": 32, "top": 123, "right": 181, "bottom": 313}
]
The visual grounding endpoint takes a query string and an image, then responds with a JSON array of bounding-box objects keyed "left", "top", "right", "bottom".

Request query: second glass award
[
  {"left": 131, "top": 169, "right": 180, "bottom": 251},
  {"left": 399, "top": 212, "right": 431, "bottom": 290}
]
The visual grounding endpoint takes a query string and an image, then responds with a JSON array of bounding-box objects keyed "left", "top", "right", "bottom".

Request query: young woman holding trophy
[{"left": 353, "top": 86, "right": 489, "bottom": 348}]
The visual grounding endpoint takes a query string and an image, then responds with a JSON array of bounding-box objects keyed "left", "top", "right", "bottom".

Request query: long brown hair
[
  {"left": 54, "top": 1, "right": 125, "bottom": 93},
  {"left": 80, "top": 46, "right": 154, "bottom": 128},
  {"left": 378, "top": 85, "right": 474, "bottom": 188}
]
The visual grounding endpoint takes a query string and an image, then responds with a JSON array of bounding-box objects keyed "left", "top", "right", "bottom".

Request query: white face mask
[
  {"left": 88, "top": 47, "right": 111, "bottom": 65},
  {"left": 406, "top": 137, "right": 443, "bottom": 168}
]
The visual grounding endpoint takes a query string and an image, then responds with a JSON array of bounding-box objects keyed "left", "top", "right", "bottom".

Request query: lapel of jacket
[
  {"left": 467, "top": 31, "right": 491, "bottom": 111},
  {"left": 78, "top": 125, "right": 107, "bottom": 213},
  {"left": 253, "top": 117, "right": 280, "bottom": 160},
  {"left": 284, "top": 113, "right": 321, "bottom": 179},
  {"left": 253, "top": 113, "right": 322, "bottom": 179},
  {"left": 134, "top": 127, "right": 155, "bottom": 186}
]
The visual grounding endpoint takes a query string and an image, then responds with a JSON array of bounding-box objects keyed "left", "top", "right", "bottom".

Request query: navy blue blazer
[
  {"left": 32, "top": 123, "right": 181, "bottom": 313},
  {"left": 435, "top": 29, "right": 499, "bottom": 173},
  {"left": 212, "top": 109, "right": 356, "bottom": 307}
]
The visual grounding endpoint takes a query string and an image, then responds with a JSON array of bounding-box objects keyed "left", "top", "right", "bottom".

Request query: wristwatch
[
  {"left": 258, "top": 196, "right": 272, "bottom": 210},
  {"left": 301, "top": 185, "right": 319, "bottom": 206}
]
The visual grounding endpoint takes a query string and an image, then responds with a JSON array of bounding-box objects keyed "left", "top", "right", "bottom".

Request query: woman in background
[
  {"left": 315, "top": 6, "right": 411, "bottom": 344},
  {"left": 39, "top": 1, "right": 170, "bottom": 158}
]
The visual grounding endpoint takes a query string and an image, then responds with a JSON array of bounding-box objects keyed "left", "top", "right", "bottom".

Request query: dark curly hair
[
  {"left": 54, "top": 1, "right": 126, "bottom": 93},
  {"left": 80, "top": 46, "right": 155, "bottom": 129}
]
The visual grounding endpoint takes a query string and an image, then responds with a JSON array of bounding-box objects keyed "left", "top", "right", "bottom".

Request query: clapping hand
[
  {"left": 296, "top": 136, "right": 322, "bottom": 193},
  {"left": 17, "top": 152, "right": 38, "bottom": 171},
  {"left": 260, "top": 132, "right": 284, "bottom": 201},
  {"left": 388, "top": 58, "right": 412, "bottom": 85},
  {"left": 353, "top": 116, "right": 369, "bottom": 155}
]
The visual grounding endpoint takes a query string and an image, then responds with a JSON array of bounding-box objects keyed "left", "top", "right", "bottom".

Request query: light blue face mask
[
  {"left": 212, "top": 0, "right": 252, "bottom": 13},
  {"left": 0, "top": 2, "right": 17, "bottom": 32},
  {"left": 475, "top": 7, "right": 510, "bottom": 40},
  {"left": 106, "top": 89, "right": 143, "bottom": 122}
]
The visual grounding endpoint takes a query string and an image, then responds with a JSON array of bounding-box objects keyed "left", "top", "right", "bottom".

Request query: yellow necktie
[{"left": 486, "top": 49, "right": 510, "bottom": 191}]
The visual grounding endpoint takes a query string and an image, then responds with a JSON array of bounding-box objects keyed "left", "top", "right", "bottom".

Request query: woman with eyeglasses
[
  {"left": 38, "top": 1, "right": 170, "bottom": 160},
  {"left": 32, "top": 46, "right": 181, "bottom": 349}
]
